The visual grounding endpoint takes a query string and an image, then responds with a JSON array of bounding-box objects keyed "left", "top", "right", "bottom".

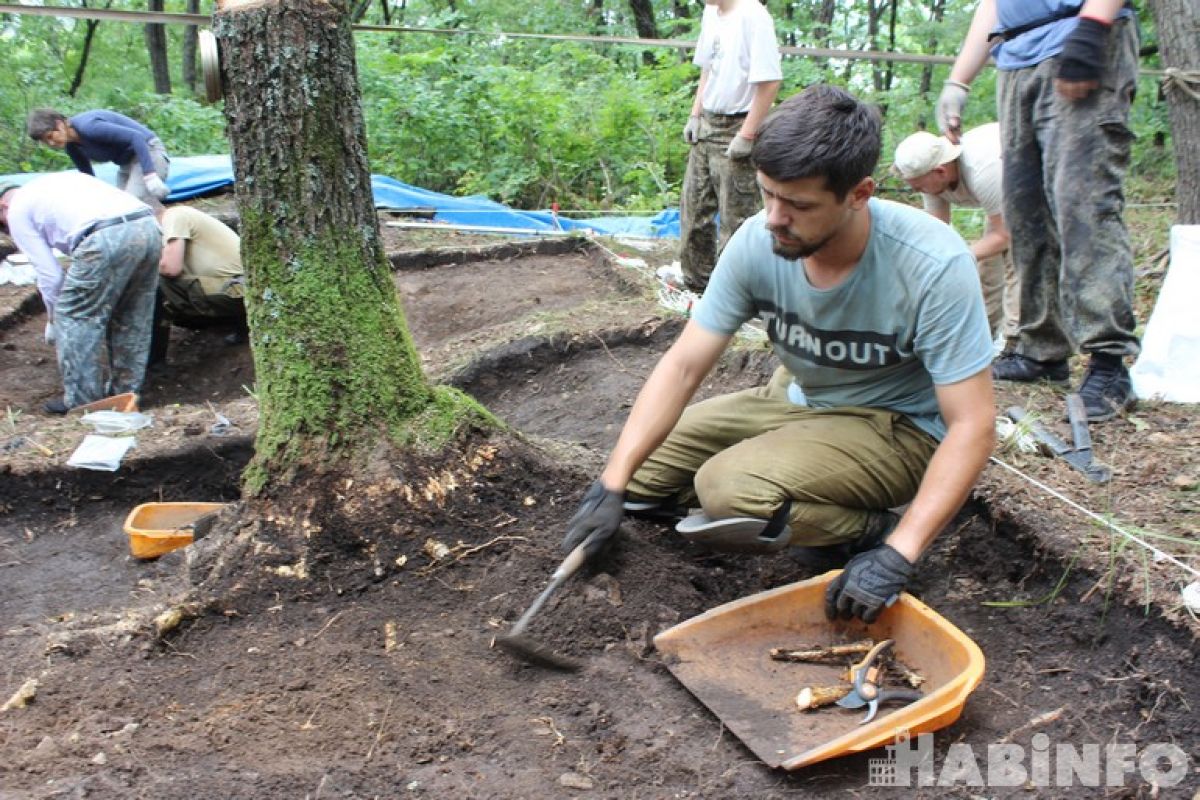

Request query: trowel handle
[{"left": 551, "top": 541, "right": 589, "bottom": 581}]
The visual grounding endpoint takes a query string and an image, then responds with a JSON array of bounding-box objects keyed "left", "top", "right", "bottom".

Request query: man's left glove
[
  {"left": 561, "top": 479, "right": 625, "bottom": 560},
  {"left": 44, "top": 321, "right": 55, "bottom": 345},
  {"left": 824, "top": 544, "right": 914, "bottom": 623},
  {"left": 1056, "top": 17, "right": 1110, "bottom": 85},
  {"left": 143, "top": 173, "right": 170, "bottom": 200},
  {"left": 725, "top": 135, "right": 754, "bottom": 160}
]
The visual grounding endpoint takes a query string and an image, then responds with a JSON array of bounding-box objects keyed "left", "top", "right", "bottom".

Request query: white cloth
[
  {"left": 694, "top": 0, "right": 782, "bottom": 115},
  {"left": 4, "top": 172, "right": 149, "bottom": 315},
  {"left": 922, "top": 122, "right": 1005, "bottom": 218}
]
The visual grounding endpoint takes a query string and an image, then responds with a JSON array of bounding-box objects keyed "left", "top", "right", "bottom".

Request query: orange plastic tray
[
  {"left": 73, "top": 392, "right": 138, "bottom": 413},
  {"left": 653, "top": 571, "right": 985, "bottom": 769},
  {"left": 123, "top": 502, "right": 226, "bottom": 559}
]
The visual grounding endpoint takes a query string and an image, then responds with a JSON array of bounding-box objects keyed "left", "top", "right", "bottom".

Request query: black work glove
[
  {"left": 1056, "top": 17, "right": 1110, "bottom": 84},
  {"left": 824, "top": 544, "right": 914, "bottom": 624},
  {"left": 562, "top": 480, "right": 625, "bottom": 560}
]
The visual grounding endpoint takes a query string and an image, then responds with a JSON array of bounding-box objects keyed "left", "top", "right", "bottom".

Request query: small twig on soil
[
  {"left": 986, "top": 686, "right": 1023, "bottom": 710},
  {"left": 711, "top": 720, "right": 726, "bottom": 751},
  {"left": 535, "top": 716, "right": 566, "bottom": 748},
  {"left": 591, "top": 332, "right": 631, "bottom": 373},
  {"left": 24, "top": 437, "right": 53, "bottom": 456},
  {"left": 300, "top": 703, "right": 322, "bottom": 730},
  {"left": 364, "top": 697, "right": 393, "bottom": 762},
  {"left": 997, "top": 706, "right": 1065, "bottom": 744},
  {"left": 0, "top": 561, "right": 22, "bottom": 568},
  {"left": 418, "top": 534, "right": 528, "bottom": 576},
  {"left": 311, "top": 610, "right": 346, "bottom": 640},
  {"left": 1035, "top": 667, "right": 1072, "bottom": 675}
]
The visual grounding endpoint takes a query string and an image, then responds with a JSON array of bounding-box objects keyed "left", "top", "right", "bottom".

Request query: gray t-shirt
[{"left": 694, "top": 198, "right": 993, "bottom": 440}]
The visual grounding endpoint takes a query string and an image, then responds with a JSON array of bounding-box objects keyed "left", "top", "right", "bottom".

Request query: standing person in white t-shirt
[
  {"left": 678, "top": 0, "right": 782, "bottom": 292},
  {"left": 892, "top": 123, "right": 1017, "bottom": 344}
]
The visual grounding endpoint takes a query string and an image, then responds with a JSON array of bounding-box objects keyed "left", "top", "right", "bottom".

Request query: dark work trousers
[{"left": 997, "top": 19, "right": 1141, "bottom": 362}]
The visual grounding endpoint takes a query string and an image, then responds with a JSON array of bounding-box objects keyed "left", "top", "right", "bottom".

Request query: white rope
[
  {"left": 987, "top": 455, "right": 1200, "bottom": 580},
  {"left": 1162, "top": 68, "right": 1200, "bottom": 102}
]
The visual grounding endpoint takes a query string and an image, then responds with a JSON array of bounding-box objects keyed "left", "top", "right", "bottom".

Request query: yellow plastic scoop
[{"left": 653, "top": 571, "right": 984, "bottom": 769}]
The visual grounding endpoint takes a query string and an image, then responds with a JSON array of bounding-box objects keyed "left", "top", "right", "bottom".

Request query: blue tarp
[{"left": 2, "top": 155, "right": 679, "bottom": 239}]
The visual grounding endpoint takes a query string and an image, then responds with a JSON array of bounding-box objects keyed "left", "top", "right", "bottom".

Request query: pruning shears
[{"left": 835, "top": 638, "right": 924, "bottom": 724}]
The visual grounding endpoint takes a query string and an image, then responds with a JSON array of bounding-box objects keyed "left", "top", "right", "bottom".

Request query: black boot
[{"left": 1077, "top": 353, "right": 1134, "bottom": 421}]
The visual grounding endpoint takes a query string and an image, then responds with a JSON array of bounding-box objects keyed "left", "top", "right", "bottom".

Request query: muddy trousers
[
  {"left": 997, "top": 19, "right": 1140, "bottom": 362},
  {"left": 626, "top": 367, "right": 938, "bottom": 546},
  {"left": 678, "top": 112, "right": 762, "bottom": 291},
  {"left": 55, "top": 217, "right": 161, "bottom": 408}
]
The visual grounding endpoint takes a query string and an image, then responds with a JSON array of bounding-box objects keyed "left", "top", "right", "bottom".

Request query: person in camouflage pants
[
  {"left": 679, "top": 112, "right": 765, "bottom": 291},
  {"left": 55, "top": 218, "right": 160, "bottom": 408},
  {"left": 678, "top": 0, "right": 782, "bottom": 292},
  {"left": 1, "top": 172, "right": 161, "bottom": 412},
  {"left": 938, "top": 0, "right": 1141, "bottom": 422}
]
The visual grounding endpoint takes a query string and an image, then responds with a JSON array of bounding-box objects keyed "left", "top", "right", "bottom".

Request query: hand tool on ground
[
  {"left": 1006, "top": 399, "right": 1112, "bottom": 484},
  {"left": 495, "top": 535, "right": 596, "bottom": 671},
  {"left": 836, "top": 638, "right": 924, "bottom": 724}
]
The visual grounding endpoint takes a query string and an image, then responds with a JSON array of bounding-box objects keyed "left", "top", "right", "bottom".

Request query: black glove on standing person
[
  {"left": 561, "top": 480, "right": 625, "bottom": 560},
  {"left": 1056, "top": 17, "right": 1110, "bottom": 84},
  {"left": 824, "top": 544, "right": 914, "bottom": 624}
]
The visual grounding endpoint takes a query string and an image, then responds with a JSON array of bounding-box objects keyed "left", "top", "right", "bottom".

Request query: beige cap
[{"left": 891, "top": 131, "right": 962, "bottom": 180}]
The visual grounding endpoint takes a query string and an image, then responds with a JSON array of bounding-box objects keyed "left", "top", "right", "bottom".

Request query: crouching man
[
  {"left": 561, "top": 86, "right": 996, "bottom": 623},
  {"left": 150, "top": 206, "right": 247, "bottom": 362},
  {"left": 0, "top": 174, "right": 160, "bottom": 413}
]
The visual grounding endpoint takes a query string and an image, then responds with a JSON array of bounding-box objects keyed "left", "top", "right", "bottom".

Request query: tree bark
[
  {"left": 214, "top": 0, "right": 444, "bottom": 494},
  {"left": 181, "top": 0, "right": 199, "bottom": 93},
  {"left": 918, "top": 0, "right": 947, "bottom": 102},
  {"left": 627, "top": 0, "right": 659, "bottom": 66},
  {"left": 67, "top": 1, "right": 102, "bottom": 97},
  {"left": 1147, "top": 0, "right": 1200, "bottom": 224},
  {"left": 145, "top": 0, "right": 171, "bottom": 94}
]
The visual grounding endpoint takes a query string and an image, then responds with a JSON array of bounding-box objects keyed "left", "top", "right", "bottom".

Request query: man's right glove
[
  {"left": 1056, "top": 17, "right": 1110, "bottom": 85},
  {"left": 143, "top": 173, "right": 170, "bottom": 200},
  {"left": 935, "top": 80, "right": 970, "bottom": 141},
  {"left": 44, "top": 321, "right": 55, "bottom": 345},
  {"left": 561, "top": 479, "right": 625, "bottom": 560},
  {"left": 824, "top": 544, "right": 914, "bottom": 624},
  {"left": 683, "top": 115, "right": 701, "bottom": 146}
]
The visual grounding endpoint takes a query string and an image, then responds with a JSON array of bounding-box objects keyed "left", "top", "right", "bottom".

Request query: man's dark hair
[
  {"left": 27, "top": 109, "right": 68, "bottom": 141},
  {"left": 752, "top": 85, "right": 882, "bottom": 200}
]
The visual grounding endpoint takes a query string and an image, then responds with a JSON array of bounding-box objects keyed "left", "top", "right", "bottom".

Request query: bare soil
[{"left": 1, "top": 220, "right": 1197, "bottom": 798}]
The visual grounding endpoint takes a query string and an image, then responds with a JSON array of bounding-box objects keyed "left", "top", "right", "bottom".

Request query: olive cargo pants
[{"left": 627, "top": 367, "right": 938, "bottom": 545}]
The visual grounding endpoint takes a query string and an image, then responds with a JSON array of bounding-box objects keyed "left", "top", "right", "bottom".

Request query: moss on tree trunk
[{"left": 214, "top": 0, "right": 492, "bottom": 495}]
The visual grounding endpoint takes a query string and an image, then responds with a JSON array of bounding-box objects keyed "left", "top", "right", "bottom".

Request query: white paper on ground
[
  {"left": 80, "top": 410, "right": 153, "bottom": 434},
  {"left": 0, "top": 259, "right": 37, "bottom": 286},
  {"left": 1130, "top": 225, "right": 1200, "bottom": 402},
  {"left": 66, "top": 435, "right": 136, "bottom": 471}
]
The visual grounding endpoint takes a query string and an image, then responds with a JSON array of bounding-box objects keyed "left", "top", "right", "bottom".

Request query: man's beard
[{"left": 768, "top": 227, "right": 835, "bottom": 260}]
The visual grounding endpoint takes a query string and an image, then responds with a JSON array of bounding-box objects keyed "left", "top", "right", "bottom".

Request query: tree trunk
[
  {"left": 918, "top": 0, "right": 947, "bottom": 101},
  {"left": 867, "top": 0, "right": 882, "bottom": 92},
  {"left": 627, "top": 0, "right": 659, "bottom": 66},
  {"left": 213, "top": 0, "right": 456, "bottom": 494},
  {"left": 68, "top": 12, "right": 101, "bottom": 97},
  {"left": 181, "top": 0, "right": 199, "bottom": 94},
  {"left": 145, "top": 0, "right": 171, "bottom": 94},
  {"left": 1147, "top": 0, "right": 1200, "bottom": 224}
]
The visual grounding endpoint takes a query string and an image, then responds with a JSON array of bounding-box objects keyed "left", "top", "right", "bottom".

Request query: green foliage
[{"left": 0, "top": 0, "right": 1178, "bottom": 207}]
